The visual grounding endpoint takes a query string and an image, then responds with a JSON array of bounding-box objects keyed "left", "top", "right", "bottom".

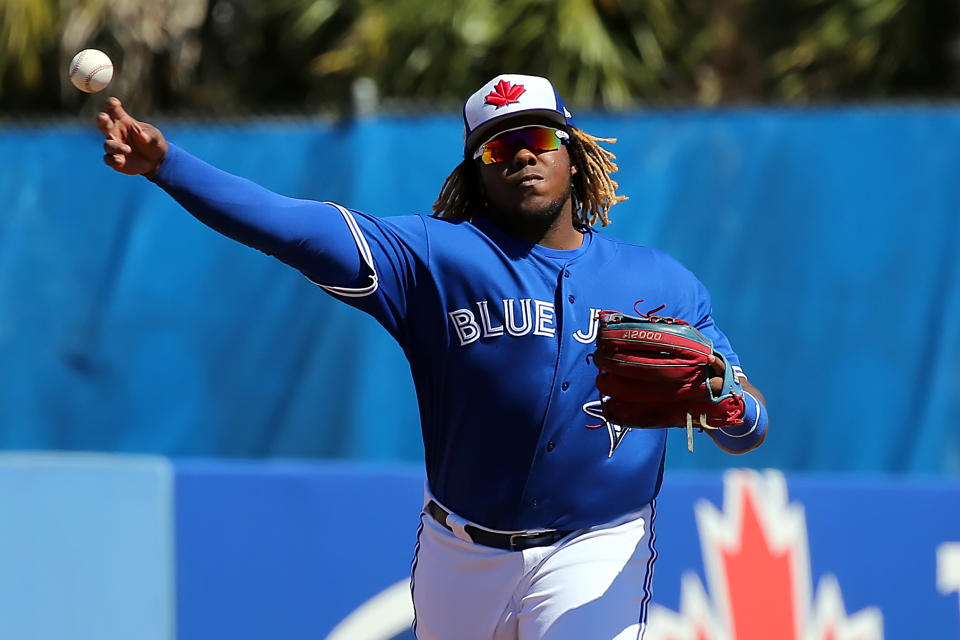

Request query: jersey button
[
  {"left": 547, "top": 441, "right": 556, "bottom": 452},
  {"left": 561, "top": 381, "right": 569, "bottom": 391},
  {"left": 564, "top": 270, "right": 571, "bottom": 278},
  {"left": 567, "top": 294, "right": 575, "bottom": 303}
]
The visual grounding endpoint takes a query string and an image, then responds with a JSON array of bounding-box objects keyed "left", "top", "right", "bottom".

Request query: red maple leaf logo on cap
[{"left": 485, "top": 79, "right": 526, "bottom": 108}]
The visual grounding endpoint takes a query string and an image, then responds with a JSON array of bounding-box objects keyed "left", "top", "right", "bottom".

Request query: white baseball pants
[{"left": 410, "top": 502, "right": 657, "bottom": 640}]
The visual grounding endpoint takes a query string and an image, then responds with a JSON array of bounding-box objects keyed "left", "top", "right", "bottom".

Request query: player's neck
[
  {"left": 536, "top": 219, "right": 584, "bottom": 250},
  {"left": 489, "top": 200, "right": 583, "bottom": 250}
]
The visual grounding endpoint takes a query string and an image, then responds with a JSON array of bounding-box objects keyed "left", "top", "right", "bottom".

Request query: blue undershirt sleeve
[
  {"left": 690, "top": 277, "right": 744, "bottom": 380},
  {"left": 148, "top": 143, "right": 367, "bottom": 290},
  {"left": 147, "top": 143, "right": 430, "bottom": 340}
]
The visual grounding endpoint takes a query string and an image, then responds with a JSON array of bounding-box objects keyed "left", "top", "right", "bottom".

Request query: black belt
[{"left": 426, "top": 500, "right": 573, "bottom": 552}]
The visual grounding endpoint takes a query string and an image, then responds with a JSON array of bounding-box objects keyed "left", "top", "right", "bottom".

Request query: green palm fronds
[
  {"left": 0, "top": 0, "right": 57, "bottom": 92},
  {"left": 0, "top": 0, "right": 955, "bottom": 114}
]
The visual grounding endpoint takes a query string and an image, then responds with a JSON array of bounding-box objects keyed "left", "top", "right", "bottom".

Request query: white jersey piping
[{"left": 305, "top": 201, "right": 379, "bottom": 298}]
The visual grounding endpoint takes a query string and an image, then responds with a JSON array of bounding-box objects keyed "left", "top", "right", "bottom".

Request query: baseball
[{"left": 68, "top": 49, "right": 114, "bottom": 93}]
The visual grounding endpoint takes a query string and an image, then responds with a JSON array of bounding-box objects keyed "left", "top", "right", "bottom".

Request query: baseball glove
[{"left": 589, "top": 309, "right": 745, "bottom": 451}]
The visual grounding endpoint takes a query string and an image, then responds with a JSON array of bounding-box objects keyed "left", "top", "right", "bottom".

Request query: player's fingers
[
  {"left": 105, "top": 96, "right": 130, "bottom": 122},
  {"left": 130, "top": 120, "right": 152, "bottom": 144},
  {"left": 707, "top": 354, "right": 726, "bottom": 376},
  {"left": 707, "top": 354, "right": 726, "bottom": 395},
  {"left": 709, "top": 375, "right": 723, "bottom": 395},
  {"left": 106, "top": 97, "right": 147, "bottom": 141},
  {"left": 96, "top": 112, "right": 117, "bottom": 139},
  {"left": 102, "top": 98, "right": 155, "bottom": 148},
  {"left": 103, "top": 152, "right": 126, "bottom": 170},
  {"left": 103, "top": 139, "right": 131, "bottom": 155}
]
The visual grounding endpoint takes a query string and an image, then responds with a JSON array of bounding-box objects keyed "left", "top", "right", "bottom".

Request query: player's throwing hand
[{"left": 96, "top": 97, "right": 168, "bottom": 177}]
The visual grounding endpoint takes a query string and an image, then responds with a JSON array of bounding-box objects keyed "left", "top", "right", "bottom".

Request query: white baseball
[{"left": 68, "top": 49, "right": 114, "bottom": 93}]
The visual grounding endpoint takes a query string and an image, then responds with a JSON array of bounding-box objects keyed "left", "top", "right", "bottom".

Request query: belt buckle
[{"left": 508, "top": 530, "right": 548, "bottom": 551}]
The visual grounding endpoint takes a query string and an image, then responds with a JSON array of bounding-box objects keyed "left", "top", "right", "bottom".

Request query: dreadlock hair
[{"left": 432, "top": 126, "right": 628, "bottom": 227}]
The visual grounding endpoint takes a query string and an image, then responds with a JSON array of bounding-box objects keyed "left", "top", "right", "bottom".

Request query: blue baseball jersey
[{"left": 153, "top": 143, "right": 743, "bottom": 531}]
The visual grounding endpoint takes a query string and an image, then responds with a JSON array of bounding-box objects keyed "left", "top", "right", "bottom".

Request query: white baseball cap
[{"left": 462, "top": 74, "right": 575, "bottom": 156}]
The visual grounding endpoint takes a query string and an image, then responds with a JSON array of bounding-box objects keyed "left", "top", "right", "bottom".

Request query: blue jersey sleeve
[{"left": 151, "top": 143, "right": 428, "bottom": 339}]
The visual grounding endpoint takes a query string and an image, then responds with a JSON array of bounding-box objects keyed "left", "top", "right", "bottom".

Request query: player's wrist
[
  {"left": 710, "top": 390, "right": 767, "bottom": 453},
  {"left": 145, "top": 143, "right": 175, "bottom": 182},
  {"left": 143, "top": 151, "right": 167, "bottom": 179}
]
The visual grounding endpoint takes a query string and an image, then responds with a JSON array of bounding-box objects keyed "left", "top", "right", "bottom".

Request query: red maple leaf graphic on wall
[
  {"left": 485, "top": 79, "right": 526, "bottom": 107},
  {"left": 646, "top": 470, "right": 884, "bottom": 640}
]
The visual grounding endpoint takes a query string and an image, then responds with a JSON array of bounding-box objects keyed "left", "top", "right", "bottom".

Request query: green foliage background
[{"left": 1, "top": 0, "right": 959, "bottom": 115}]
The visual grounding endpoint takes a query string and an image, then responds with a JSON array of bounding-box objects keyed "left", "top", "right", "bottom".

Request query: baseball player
[{"left": 96, "top": 74, "right": 768, "bottom": 640}]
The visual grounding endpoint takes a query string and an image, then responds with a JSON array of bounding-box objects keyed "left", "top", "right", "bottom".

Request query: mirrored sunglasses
[{"left": 473, "top": 126, "right": 571, "bottom": 165}]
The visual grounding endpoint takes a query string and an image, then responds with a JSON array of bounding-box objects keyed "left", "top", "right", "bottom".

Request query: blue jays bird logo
[{"left": 583, "top": 399, "right": 632, "bottom": 457}]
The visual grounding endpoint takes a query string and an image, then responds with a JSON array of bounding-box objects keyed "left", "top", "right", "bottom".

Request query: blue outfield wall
[
  {"left": 0, "top": 453, "right": 175, "bottom": 640},
  {"left": 1, "top": 454, "right": 958, "bottom": 640},
  {"left": 1, "top": 108, "right": 959, "bottom": 474}
]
